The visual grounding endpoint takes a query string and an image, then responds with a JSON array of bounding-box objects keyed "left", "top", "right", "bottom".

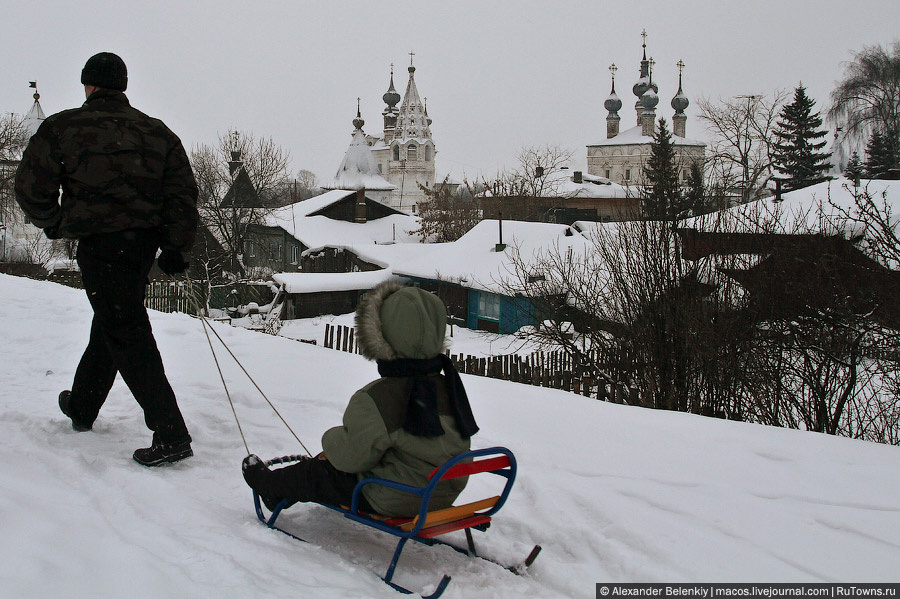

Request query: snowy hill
[{"left": 0, "top": 273, "right": 897, "bottom": 599}]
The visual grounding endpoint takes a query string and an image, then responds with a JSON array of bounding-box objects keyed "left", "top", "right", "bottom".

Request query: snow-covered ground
[{"left": 1, "top": 273, "right": 898, "bottom": 599}]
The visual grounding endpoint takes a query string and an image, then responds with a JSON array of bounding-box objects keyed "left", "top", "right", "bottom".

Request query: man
[{"left": 15, "top": 52, "right": 199, "bottom": 466}]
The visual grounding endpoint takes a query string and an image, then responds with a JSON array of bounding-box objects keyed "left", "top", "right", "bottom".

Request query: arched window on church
[
  {"left": 425, "top": 145, "right": 433, "bottom": 161},
  {"left": 407, "top": 143, "right": 418, "bottom": 161},
  {"left": 392, "top": 145, "right": 400, "bottom": 161}
]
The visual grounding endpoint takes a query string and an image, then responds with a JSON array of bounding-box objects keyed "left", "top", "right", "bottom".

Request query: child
[{"left": 242, "top": 281, "right": 479, "bottom": 517}]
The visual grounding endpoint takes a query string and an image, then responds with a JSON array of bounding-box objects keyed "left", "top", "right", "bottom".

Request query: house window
[
  {"left": 625, "top": 169, "right": 631, "bottom": 181},
  {"left": 247, "top": 241, "right": 256, "bottom": 258},
  {"left": 605, "top": 169, "right": 611, "bottom": 179},
  {"left": 290, "top": 244, "right": 299, "bottom": 265},
  {"left": 392, "top": 145, "right": 400, "bottom": 161},
  {"left": 425, "top": 145, "right": 433, "bottom": 161},
  {"left": 683, "top": 169, "right": 690, "bottom": 181},
  {"left": 378, "top": 163, "right": 383, "bottom": 173},
  {"left": 478, "top": 293, "right": 500, "bottom": 321},
  {"left": 407, "top": 144, "right": 418, "bottom": 161}
]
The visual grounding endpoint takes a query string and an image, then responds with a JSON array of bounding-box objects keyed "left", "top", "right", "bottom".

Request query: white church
[
  {"left": 366, "top": 57, "right": 437, "bottom": 213},
  {"left": 587, "top": 32, "right": 706, "bottom": 188}
]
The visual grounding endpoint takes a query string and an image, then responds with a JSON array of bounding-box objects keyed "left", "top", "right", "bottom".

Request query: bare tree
[
  {"left": 415, "top": 176, "right": 481, "bottom": 242},
  {"left": 190, "top": 130, "right": 292, "bottom": 279},
  {"left": 293, "top": 169, "right": 321, "bottom": 201},
  {"left": 498, "top": 192, "right": 900, "bottom": 443},
  {"left": 697, "top": 91, "right": 787, "bottom": 204},
  {"left": 0, "top": 113, "right": 27, "bottom": 234},
  {"left": 481, "top": 144, "right": 575, "bottom": 221},
  {"left": 828, "top": 41, "right": 900, "bottom": 166}
]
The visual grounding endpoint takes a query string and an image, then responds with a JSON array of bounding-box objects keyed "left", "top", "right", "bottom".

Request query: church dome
[
  {"left": 633, "top": 76, "right": 650, "bottom": 100},
  {"left": 383, "top": 69, "right": 401, "bottom": 108},
  {"left": 671, "top": 90, "right": 689, "bottom": 113},
  {"left": 605, "top": 91, "right": 622, "bottom": 114},
  {"left": 641, "top": 87, "right": 659, "bottom": 110}
]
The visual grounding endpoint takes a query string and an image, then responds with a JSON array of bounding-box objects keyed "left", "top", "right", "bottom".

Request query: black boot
[
  {"left": 58, "top": 391, "right": 92, "bottom": 432},
  {"left": 133, "top": 438, "right": 193, "bottom": 467}
]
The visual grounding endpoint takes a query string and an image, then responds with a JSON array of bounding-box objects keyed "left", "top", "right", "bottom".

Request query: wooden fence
[
  {"left": 145, "top": 280, "right": 198, "bottom": 314},
  {"left": 323, "top": 323, "right": 640, "bottom": 403}
]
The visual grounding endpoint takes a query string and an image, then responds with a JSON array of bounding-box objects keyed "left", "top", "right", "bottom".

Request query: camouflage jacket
[{"left": 15, "top": 89, "right": 198, "bottom": 250}]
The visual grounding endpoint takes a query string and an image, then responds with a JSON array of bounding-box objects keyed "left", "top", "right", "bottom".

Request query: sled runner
[{"left": 252, "top": 446, "right": 541, "bottom": 598}]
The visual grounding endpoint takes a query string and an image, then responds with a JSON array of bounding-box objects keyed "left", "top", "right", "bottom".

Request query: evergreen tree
[
  {"left": 772, "top": 85, "right": 833, "bottom": 191},
  {"left": 864, "top": 130, "right": 900, "bottom": 179},
  {"left": 682, "top": 162, "right": 707, "bottom": 215},
  {"left": 642, "top": 118, "right": 682, "bottom": 219},
  {"left": 843, "top": 151, "right": 864, "bottom": 180}
]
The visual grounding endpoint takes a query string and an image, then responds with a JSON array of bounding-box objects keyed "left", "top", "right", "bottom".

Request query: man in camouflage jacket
[{"left": 15, "top": 52, "right": 199, "bottom": 466}]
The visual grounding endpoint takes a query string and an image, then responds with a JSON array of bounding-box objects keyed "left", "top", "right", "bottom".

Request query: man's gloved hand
[
  {"left": 43, "top": 225, "right": 61, "bottom": 240},
  {"left": 157, "top": 248, "right": 189, "bottom": 275}
]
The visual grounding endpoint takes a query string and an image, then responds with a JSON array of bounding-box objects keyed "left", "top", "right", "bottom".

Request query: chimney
[
  {"left": 574, "top": 171, "right": 583, "bottom": 184},
  {"left": 354, "top": 188, "right": 367, "bottom": 223},
  {"left": 495, "top": 211, "right": 506, "bottom": 252}
]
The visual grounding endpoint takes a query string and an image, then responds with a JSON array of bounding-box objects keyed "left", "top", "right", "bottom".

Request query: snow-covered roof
[
  {"left": 548, "top": 170, "right": 634, "bottom": 199},
  {"left": 392, "top": 219, "right": 592, "bottom": 295},
  {"left": 263, "top": 192, "right": 420, "bottom": 249},
  {"left": 325, "top": 129, "right": 396, "bottom": 191},
  {"left": 683, "top": 178, "right": 899, "bottom": 267},
  {"left": 272, "top": 270, "right": 400, "bottom": 294},
  {"left": 588, "top": 124, "right": 705, "bottom": 148},
  {"left": 479, "top": 169, "right": 634, "bottom": 200},
  {"left": 685, "top": 178, "right": 898, "bottom": 238}
]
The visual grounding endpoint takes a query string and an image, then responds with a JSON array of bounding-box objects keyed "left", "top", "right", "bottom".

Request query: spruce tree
[
  {"left": 682, "top": 162, "right": 707, "bottom": 215},
  {"left": 642, "top": 118, "right": 682, "bottom": 219},
  {"left": 843, "top": 151, "right": 864, "bottom": 180},
  {"left": 772, "top": 85, "right": 833, "bottom": 191},
  {"left": 864, "top": 130, "right": 900, "bottom": 179}
]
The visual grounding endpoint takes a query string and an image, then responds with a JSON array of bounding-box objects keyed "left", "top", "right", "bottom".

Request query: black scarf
[{"left": 377, "top": 354, "right": 479, "bottom": 439}]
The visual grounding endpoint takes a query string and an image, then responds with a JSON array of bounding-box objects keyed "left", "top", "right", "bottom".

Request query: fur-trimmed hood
[{"left": 355, "top": 281, "right": 448, "bottom": 361}]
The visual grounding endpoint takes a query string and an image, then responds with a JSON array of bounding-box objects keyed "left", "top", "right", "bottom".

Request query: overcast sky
[{"left": 4, "top": 1, "right": 898, "bottom": 184}]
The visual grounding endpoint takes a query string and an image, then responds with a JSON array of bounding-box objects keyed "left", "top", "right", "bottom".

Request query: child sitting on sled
[{"left": 241, "top": 281, "right": 479, "bottom": 517}]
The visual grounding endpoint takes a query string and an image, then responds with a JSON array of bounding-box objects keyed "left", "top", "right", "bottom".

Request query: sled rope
[
  {"left": 196, "top": 310, "right": 250, "bottom": 454},
  {"left": 178, "top": 274, "right": 312, "bottom": 457}
]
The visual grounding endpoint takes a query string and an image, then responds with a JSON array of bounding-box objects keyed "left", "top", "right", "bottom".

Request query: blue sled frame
[{"left": 252, "top": 446, "right": 540, "bottom": 598}]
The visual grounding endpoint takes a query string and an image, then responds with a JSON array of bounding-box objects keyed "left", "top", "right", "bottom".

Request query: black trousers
[
  {"left": 70, "top": 229, "right": 190, "bottom": 445},
  {"left": 252, "top": 457, "right": 374, "bottom": 512}
]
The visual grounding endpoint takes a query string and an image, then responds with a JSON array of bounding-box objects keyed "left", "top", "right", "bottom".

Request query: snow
[
  {"left": 1, "top": 273, "right": 898, "bottom": 599},
  {"left": 686, "top": 178, "right": 898, "bottom": 237},
  {"left": 683, "top": 178, "right": 899, "bottom": 267},
  {"left": 394, "top": 219, "right": 593, "bottom": 294},
  {"left": 273, "top": 270, "right": 399, "bottom": 294},
  {"left": 263, "top": 205, "right": 420, "bottom": 250},
  {"left": 325, "top": 129, "right": 396, "bottom": 192},
  {"left": 588, "top": 124, "right": 706, "bottom": 148}
]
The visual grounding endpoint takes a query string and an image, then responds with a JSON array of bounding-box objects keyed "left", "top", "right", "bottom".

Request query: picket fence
[{"left": 323, "top": 323, "right": 639, "bottom": 403}]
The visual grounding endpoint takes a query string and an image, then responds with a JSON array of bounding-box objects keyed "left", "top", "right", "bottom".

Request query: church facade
[
  {"left": 587, "top": 33, "right": 705, "bottom": 189},
  {"left": 366, "top": 57, "right": 436, "bottom": 214}
]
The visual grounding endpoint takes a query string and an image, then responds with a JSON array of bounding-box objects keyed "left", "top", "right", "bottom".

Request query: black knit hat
[{"left": 81, "top": 53, "right": 128, "bottom": 91}]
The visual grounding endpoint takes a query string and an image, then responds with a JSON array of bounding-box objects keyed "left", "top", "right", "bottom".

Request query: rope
[{"left": 176, "top": 273, "right": 313, "bottom": 457}]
